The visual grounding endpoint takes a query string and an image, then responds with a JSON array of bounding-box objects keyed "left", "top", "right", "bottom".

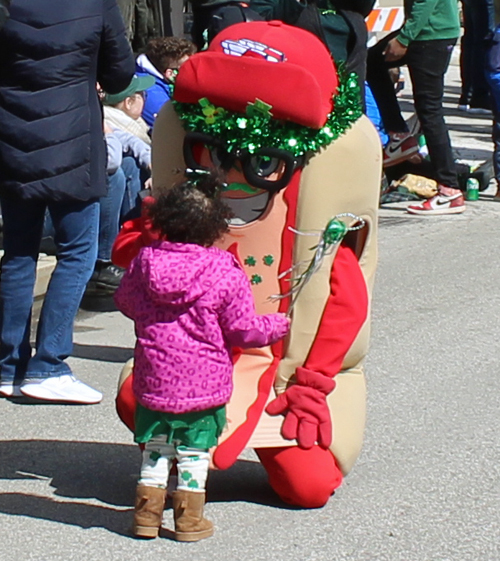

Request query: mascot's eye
[
  {"left": 209, "top": 146, "right": 228, "bottom": 168},
  {"left": 249, "top": 155, "right": 281, "bottom": 178}
]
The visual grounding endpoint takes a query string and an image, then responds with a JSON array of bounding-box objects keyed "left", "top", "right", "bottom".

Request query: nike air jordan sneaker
[
  {"left": 383, "top": 132, "right": 420, "bottom": 167},
  {"left": 407, "top": 190, "right": 465, "bottom": 215}
]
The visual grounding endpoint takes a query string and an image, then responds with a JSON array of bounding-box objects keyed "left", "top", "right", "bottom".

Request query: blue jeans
[
  {"left": 486, "top": 25, "right": 500, "bottom": 182},
  {"left": 460, "top": 0, "right": 491, "bottom": 105},
  {"left": 0, "top": 197, "right": 99, "bottom": 383},
  {"left": 98, "top": 156, "right": 141, "bottom": 261}
]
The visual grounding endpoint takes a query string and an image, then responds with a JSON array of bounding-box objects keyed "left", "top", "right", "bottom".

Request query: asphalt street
[{"left": 1, "top": 51, "right": 499, "bottom": 561}]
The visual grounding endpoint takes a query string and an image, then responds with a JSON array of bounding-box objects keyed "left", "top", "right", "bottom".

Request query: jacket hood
[
  {"left": 141, "top": 240, "right": 237, "bottom": 306},
  {"left": 136, "top": 53, "right": 165, "bottom": 82}
]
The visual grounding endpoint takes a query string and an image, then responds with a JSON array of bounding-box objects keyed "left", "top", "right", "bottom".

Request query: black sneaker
[
  {"left": 80, "top": 262, "right": 124, "bottom": 312},
  {"left": 94, "top": 262, "right": 124, "bottom": 291}
]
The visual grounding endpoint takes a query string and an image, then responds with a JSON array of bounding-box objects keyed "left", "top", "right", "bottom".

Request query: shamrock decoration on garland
[
  {"left": 199, "top": 97, "right": 226, "bottom": 125},
  {"left": 172, "top": 65, "right": 362, "bottom": 158}
]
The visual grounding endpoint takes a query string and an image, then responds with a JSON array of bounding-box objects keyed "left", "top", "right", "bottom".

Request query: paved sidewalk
[{"left": 1, "top": 48, "right": 499, "bottom": 561}]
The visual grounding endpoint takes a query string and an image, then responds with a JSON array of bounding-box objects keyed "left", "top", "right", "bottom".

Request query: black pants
[{"left": 367, "top": 31, "right": 458, "bottom": 189}]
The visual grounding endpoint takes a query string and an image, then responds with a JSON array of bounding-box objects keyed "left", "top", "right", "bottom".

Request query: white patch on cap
[{"left": 221, "top": 39, "right": 285, "bottom": 63}]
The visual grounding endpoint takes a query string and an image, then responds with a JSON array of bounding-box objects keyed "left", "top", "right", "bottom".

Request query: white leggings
[{"left": 139, "top": 434, "right": 210, "bottom": 493}]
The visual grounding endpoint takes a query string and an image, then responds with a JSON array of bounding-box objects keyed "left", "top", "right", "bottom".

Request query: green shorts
[{"left": 134, "top": 403, "right": 227, "bottom": 450}]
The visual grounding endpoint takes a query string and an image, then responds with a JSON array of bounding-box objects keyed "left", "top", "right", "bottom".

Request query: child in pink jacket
[{"left": 114, "top": 173, "right": 290, "bottom": 542}]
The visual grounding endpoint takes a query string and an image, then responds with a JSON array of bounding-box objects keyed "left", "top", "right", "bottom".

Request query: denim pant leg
[
  {"left": 467, "top": 0, "right": 491, "bottom": 105},
  {"left": 0, "top": 198, "right": 46, "bottom": 384},
  {"left": 486, "top": 35, "right": 500, "bottom": 182},
  {"left": 407, "top": 40, "right": 458, "bottom": 189},
  {"left": 120, "top": 156, "right": 142, "bottom": 221},
  {"left": 460, "top": 1, "right": 474, "bottom": 101},
  {"left": 98, "top": 169, "right": 126, "bottom": 262},
  {"left": 26, "top": 199, "right": 99, "bottom": 378}
]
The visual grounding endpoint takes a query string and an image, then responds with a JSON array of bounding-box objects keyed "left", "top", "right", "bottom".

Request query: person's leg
[
  {"left": 367, "top": 31, "right": 421, "bottom": 167},
  {"left": 406, "top": 40, "right": 464, "bottom": 215},
  {"left": 407, "top": 40, "right": 458, "bottom": 188},
  {"left": 0, "top": 198, "right": 46, "bottom": 395},
  {"left": 119, "top": 156, "right": 142, "bottom": 221},
  {"left": 99, "top": 169, "right": 126, "bottom": 263},
  {"left": 256, "top": 446, "right": 343, "bottom": 508},
  {"left": 468, "top": 0, "right": 492, "bottom": 111},
  {"left": 20, "top": 198, "right": 102, "bottom": 402},
  {"left": 81, "top": 169, "right": 126, "bottom": 310},
  {"left": 134, "top": 435, "right": 174, "bottom": 538},
  {"left": 366, "top": 30, "right": 409, "bottom": 134},
  {"left": 459, "top": 1, "right": 474, "bottom": 107},
  {"left": 173, "top": 446, "right": 213, "bottom": 542},
  {"left": 485, "top": 25, "right": 500, "bottom": 192}
]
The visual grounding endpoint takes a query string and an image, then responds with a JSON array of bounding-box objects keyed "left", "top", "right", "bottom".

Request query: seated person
[
  {"left": 136, "top": 37, "right": 196, "bottom": 127},
  {"left": 81, "top": 83, "right": 154, "bottom": 310},
  {"left": 102, "top": 74, "right": 153, "bottom": 144}
]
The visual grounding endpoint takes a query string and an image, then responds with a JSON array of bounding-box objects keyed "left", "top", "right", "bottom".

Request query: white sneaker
[
  {"left": 0, "top": 381, "right": 23, "bottom": 397},
  {"left": 20, "top": 374, "right": 102, "bottom": 404}
]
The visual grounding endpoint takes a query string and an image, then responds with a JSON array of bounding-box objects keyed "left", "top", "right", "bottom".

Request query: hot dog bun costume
[{"left": 114, "top": 21, "right": 381, "bottom": 508}]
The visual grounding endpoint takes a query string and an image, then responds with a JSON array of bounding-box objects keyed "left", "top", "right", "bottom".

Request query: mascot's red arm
[
  {"left": 112, "top": 201, "right": 157, "bottom": 429},
  {"left": 111, "top": 197, "right": 159, "bottom": 269},
  {"left": 257, "top": 244, "right": 369, "bottom": 508}
]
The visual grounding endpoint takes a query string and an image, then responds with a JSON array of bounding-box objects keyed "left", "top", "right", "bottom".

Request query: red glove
[{"left": 265, "top": 367, "right": 335, "bottom": 449}]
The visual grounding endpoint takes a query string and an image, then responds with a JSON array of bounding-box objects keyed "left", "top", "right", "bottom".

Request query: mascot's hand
[{"left": 265, "top": 367, "right": 335, "bottom": 449}]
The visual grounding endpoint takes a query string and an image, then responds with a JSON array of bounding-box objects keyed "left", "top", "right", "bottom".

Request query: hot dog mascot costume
[{"left": 113, "top": 20, "right": 381, "bottom": 508}]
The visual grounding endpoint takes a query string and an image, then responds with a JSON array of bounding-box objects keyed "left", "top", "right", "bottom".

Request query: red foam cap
[{"left": 174, "top": 21, "right": 338, "bottom": 129}]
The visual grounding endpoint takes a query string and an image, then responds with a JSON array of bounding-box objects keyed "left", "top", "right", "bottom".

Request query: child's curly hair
[{"left": 148, "top": 172, "right": 234, "bottom": 247}]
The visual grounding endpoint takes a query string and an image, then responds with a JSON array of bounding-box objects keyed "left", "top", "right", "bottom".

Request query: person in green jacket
[{"left": 367, "top": 0, "right": 463, "bottom": 216}]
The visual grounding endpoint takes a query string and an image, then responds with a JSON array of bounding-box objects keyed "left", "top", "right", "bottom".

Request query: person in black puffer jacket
[
  {"left": 0, "top": 0, "right": 9, "bottom": 30},
  {"left": 0, "top": 0, "right": 135, "bottom": 404}
]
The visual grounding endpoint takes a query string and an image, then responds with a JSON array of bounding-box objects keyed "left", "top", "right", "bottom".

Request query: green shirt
[{"left": 398, "top": 0, "right": 460, "bottom": 46}]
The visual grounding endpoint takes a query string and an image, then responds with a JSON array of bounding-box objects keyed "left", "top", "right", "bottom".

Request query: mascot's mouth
[{"left": 222, "top": 183, "right": 270, "bottom": 226}]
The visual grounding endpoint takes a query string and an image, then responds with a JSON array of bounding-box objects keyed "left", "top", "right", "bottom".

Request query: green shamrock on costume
[
  {"left": 149, "top": 451, "right": 161, "bottom": 462},
  {"left": 199, "top": 98, "right": 225, "bottom": 124}
]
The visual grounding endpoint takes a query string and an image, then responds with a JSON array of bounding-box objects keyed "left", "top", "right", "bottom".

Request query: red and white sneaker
[
  {"left": 407, "top": 191, "right": 465, "bottom": 215},
  {"left": 383, "top": 133, "right": 420, "bottom": 167}
]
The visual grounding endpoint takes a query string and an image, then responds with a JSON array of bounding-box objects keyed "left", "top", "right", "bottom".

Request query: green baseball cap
[{"left": 103, "top": 74, "right": 155, "bottom": 105}]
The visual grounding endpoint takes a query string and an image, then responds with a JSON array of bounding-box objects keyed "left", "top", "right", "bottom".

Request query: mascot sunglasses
[{"left": 183, "top": 132, "right": 304, "bottom": 193}]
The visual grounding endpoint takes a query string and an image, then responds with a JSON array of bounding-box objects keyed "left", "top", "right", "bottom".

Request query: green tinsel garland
[{"left": 172, "top": 69, "right": 362, "bottom": 158}]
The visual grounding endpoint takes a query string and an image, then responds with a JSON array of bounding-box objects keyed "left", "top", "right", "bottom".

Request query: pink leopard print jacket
[{"left": 114, "top": 240, "right": 289, "bottom": 414}]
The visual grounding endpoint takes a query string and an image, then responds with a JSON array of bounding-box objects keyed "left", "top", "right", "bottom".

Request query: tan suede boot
[
  {"left": 172, "top": 490, "right": 214, "bottom": 542},
  {"left": 133, "top": 485, "right": 166, "bottom": 539}
]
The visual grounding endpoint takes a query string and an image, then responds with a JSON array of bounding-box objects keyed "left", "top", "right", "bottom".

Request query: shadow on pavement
[
  {"left": 71, "top": 342, "right": 134, "bottom": 363},
  {"left": 0, "top": 440, "right": 287, "bottom": 535},
  {"left": 0, "top": 493, "right": 133, "bottom": 537}
]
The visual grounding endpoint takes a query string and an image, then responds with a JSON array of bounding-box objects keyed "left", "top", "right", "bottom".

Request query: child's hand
[
  {"left": 278, "top": 312, "right": 290, "bottom": 323},
  {"left": 276, "top": 313, "right": 291, "bottom": 333}
]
